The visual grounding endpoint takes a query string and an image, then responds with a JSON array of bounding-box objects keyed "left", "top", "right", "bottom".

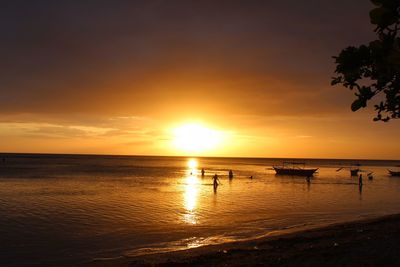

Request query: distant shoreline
[
  {"left": 0, "top": 152, "right": 399, "bottom": 162},
  {"left": 89, "top": 213, "right": 400, "bottom": 266}
]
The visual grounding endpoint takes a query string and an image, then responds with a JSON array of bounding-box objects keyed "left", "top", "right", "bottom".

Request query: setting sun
[{"left": 172, "top": 123, "right": 223, "bottom": 154}]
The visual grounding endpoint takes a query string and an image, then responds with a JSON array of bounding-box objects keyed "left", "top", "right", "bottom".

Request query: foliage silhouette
[{"left": 332, "top": 0, "right": 400, "bottom": 121}]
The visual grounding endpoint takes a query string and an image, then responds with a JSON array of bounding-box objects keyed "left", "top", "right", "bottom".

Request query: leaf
[
  {"left": 351, "top": 99, "right": 363, "bottom": 111},
  {"left": 331, "top": 77, "right": 342, "bottom": 86},
  {"left": 370, "top": 0, "right": 382, "bottom": 6},
  {"left": 369, "top": 40, "right": 383, "bottom": 51},
  {"left": 370, "top": 8, "right": 384, "bottom": 24},
  {"left": 369, "top": 7, "right": 397, "bottom": 27}
]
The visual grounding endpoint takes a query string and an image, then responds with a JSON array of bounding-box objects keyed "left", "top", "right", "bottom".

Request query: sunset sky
[{"left": 1, "top": 0, "right": 399, "bottom": 159}]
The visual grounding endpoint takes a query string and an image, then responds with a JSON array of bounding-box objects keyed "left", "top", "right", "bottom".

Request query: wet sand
[{"left": 90, "top": 214, "right": 400, "bottom": 266}]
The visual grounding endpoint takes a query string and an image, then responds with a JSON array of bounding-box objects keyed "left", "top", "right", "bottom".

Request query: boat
[
  {"left": 388, "top": 166, "right": 400, "bottom": 176},
  {"left": 272, "top": 162, "right": 318, "bottom": 176},
  {"left": 336, "top": 164, "right": 362, "bottom": 176},
  {"left": 388, "top": 170, "right": 400, "bottom": 176}
]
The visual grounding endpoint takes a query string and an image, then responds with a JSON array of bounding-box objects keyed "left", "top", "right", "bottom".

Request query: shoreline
[{"left": 89, "top": 213, "right": 400, "bottom": 266}]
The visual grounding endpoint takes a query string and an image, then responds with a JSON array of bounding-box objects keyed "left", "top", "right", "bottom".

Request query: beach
[{"left": 91, "top": 214, "right": 400, "bottom": 266}]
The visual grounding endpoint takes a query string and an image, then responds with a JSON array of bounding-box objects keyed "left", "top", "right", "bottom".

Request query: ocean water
[{"left": 0, "top": 154, "right": 400, "bottom": 265}]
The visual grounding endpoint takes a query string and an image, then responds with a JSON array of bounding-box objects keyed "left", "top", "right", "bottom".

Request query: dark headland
[{"left": 89, "top": 214, "right": 400, "bottom": 267}]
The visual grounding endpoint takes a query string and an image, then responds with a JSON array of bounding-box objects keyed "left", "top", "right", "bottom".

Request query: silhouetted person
[
  {"left": 359, "top": 174, "right": 363, "bottom": 186},
  {"left": 249, "top": 175, "right": 253, "bottom": 179},
  {"left": 228, "top": 170, "right": 233, "bottom": 179},
  {"left": 201, "top": 168, "right": 205, "bottom": 177},
  {"left": 306, "top": 175, "right": 311, "bottom": 183},
  {"left": 212, "top": 174, "right": 220, "bottom": 190}
]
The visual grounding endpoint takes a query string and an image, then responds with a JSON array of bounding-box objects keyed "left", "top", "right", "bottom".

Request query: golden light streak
[{"left": 183, "top": 159, "right": 200, "bottom": 224}]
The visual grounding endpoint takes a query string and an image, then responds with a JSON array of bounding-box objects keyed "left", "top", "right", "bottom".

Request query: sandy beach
[{"left": 90, "top": 214, "right": 400, "bottom": 266}]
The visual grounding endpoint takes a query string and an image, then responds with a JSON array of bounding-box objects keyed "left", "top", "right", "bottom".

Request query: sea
[{"left": 0, "top": 153, "right": 400, "bottom": 265}]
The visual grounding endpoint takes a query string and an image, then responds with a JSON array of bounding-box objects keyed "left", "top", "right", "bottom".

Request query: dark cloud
[{"left": 0, "top": 0, "right": 374, "bottom": 118}]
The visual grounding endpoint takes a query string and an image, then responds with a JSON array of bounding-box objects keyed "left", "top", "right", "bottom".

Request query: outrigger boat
[
  {"left": 336, "top": 164, "right": 362, "bottom": 177},
  {"left": 272, "top": 162, "right": 318, "bottom": 176},
  {"left": 388, "top": 170, "right": 400, "bottom": 176},
  {"left": 388, "top": 166, "right": 400, "bottom": 176}
]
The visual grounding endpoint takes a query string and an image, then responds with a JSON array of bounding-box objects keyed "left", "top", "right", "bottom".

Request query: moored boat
[
  {"left": 388, "top": 170, "right": 400, "bottom": 176},
  {"left": 336, "top": 164, "right": 362, "bottom": 177},
  {"left": 272, "top": 162, "right": 318, "bottom": 176},
  {"left": 388, "top": 165, "right": 400, "bottom": 176}
]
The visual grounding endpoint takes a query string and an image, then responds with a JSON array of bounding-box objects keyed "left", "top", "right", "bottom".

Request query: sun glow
[
  {"left": 172, "top": 123, "right": 223, "bottom": 153},
  {"left": 187, "top": 159, "right": 198, "bottom": 169}
]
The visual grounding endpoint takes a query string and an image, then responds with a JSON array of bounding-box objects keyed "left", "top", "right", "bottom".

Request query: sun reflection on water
[
  {"left": 187, "top": 159, "right": 198, "bottom": 169},
  {"left": 187, "top": 158, "right": 198, "bottom": 175},
  {"left": 183, "top": 159, "right": 200, "bottom": 224}
]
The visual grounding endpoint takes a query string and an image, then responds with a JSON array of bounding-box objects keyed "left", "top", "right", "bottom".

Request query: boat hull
[
  {"left": 273, "top": 167, "right": 318, "bottom": 176},
  {"left": 388, "top": 170, "right": 400, "bottom": 176}
]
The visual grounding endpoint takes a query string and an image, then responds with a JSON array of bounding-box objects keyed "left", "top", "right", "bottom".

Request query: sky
[{"left": 0, "top": 0, "right": 399, "bottom": 159}]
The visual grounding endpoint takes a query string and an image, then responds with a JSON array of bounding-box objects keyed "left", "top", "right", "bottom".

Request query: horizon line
[{"left": 0, "top": 151, "right": 399, "bottom": 162}]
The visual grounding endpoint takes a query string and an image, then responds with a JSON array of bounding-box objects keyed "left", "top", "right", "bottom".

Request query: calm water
[{"left": 1, "top": 154, "right": 400, "bottom": 265}]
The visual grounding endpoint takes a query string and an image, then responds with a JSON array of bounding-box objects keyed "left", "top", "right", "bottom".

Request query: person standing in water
[
  {"left": 228, "top": 170, "right": 233, "bottom": 179},
  {"left": 201, "top": 168, "right": 205, "bottom": 177},
  {"left": 212, "top": 174, "right": 220, "bottom": 189},
  {"left": 359, "top": 174, "right": 363, "bottom": 186}
]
